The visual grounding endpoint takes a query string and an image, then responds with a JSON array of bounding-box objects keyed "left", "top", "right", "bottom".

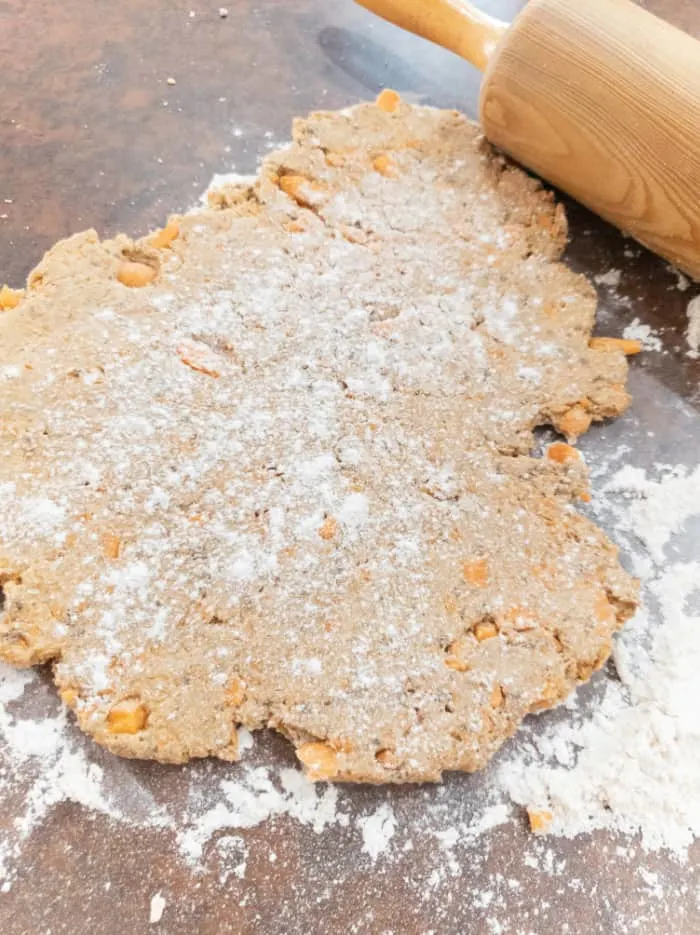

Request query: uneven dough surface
[{"left": 0, "top": 98, "right": 638, "bottom": 782}]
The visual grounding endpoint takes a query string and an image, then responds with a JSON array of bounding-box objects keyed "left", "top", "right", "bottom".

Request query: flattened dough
[{"left": 0, "top": 97, "right": 638, "bottom": 782}]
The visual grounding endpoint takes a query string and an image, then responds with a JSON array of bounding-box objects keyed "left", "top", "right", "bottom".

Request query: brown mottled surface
[{"left": 0, "top": 1, "right": 699, "bottom": 933}]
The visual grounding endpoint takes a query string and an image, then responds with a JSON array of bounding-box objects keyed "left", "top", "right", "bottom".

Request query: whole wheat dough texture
[{"left": 0, "top": 95, "right": 638, "bottom": 783}]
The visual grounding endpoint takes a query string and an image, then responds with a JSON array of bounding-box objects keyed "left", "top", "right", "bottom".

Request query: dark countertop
[{"left": 1, "top": 2, "right": 699, "bottom": 933}]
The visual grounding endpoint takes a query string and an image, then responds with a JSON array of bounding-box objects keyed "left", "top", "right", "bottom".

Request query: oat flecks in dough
[{"left": 0, "top": 98, "right": 638, "bottom": 782}]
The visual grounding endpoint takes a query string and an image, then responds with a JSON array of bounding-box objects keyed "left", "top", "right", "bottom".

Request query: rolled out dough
[{"left": 0, "top": 95, "right": 638, "bottom": 782}]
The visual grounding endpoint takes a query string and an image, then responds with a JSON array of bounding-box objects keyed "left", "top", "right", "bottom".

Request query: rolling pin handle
[{"left": 355, "top": 0, "right": 509, "bottom": 72}]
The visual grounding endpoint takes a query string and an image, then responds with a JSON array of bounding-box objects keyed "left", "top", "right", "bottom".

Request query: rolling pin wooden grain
[{"left": 356, "top": 0, "right": 700, "bottom": 279}]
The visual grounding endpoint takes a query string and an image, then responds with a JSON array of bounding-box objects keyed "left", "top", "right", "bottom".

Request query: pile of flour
[{"left": 498, "top": 458, "right": 700, "bottom": 853}]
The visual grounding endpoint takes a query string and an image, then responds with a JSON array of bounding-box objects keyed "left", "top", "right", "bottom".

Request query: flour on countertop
[
  {"left": 497, "top": 460, "right": 700, "bottom": 854},
  {"left": 622, "top": 317, "right": 663, "bottom": 353},
  {"left": 176, "top": 764, "right": 347, "bottom": 869},
  {"left": 149, "top": 892, "right": 166, "bottom": 925},
  {"left": 358, "top": 803, "right": 397, "bottom": 862},
  {"left": 668, "top": 266, "right": 691, "bottom": 292},
  {"left": 602, "top": 463, "right": 700, "bottom": 563},
  {"left": 594, "top": 268, "right": 622, "bottom": 289},
  {"left": 687, "top": 294, "right": 700, "bottom": 358}
]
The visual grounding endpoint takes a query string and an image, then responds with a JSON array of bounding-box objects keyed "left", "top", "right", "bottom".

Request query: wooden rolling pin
[{"left": 356, "top": 0, "right": 700, "bottom": 279}]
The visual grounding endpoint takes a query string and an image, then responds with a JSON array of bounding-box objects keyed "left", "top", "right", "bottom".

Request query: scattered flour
[
  {"left": 0, "top": 675, "right": 134, "bottom": 881},
  {"left": 358, "top": 803, "right": 397, "bottom": 862},
  {"left": 594, "top": 268, "right": 622, "bottom": 289},
  {"left": 149, "top": 892, "right": 166, "bottom": 924},
  {"left": 176, "top": 766, "right": 346, "bottom": 869},
  {"left": 667, "top": 265, "right": 691, "bottom": 292},
  {"left": 622, "top": 317, "right": 663, "bottom": 353},
  {"left": 498, "top": 461, "right": 700, "bottom": 855},
  {"left": 602, "top": 463, "right": 700, "bottom": 562},
  {"left": 215, "top": 836, "right": 248, "bottom": 884},
  {"left": 687, "top": 294, "right": 700, "bottom": 358}
]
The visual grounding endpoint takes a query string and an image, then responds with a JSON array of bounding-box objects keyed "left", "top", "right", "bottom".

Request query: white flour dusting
[
  {"left": 687, "top": 294, "right": 700, "bottom": 358},
  {"left": 149, "top": 892, "right": 166, "bottom": 924},
  {"left": 668, "top": 266, "right": 691, "bottom": 292},
  {"left": 358, "top": 803, "right": 396, "bottom": 861},
  {"left": 0, "top": 674, "right": 130, "bottom": 881},
  {"left": 602, "top": 463, "right": 700, "bottom": 562},
  {"left": 594, "top": 268, "right": 622, "bottom": 289},
  {"left": 176, "top": 765, "right": 346, "bottom": 869},
  {"left": 623, "top": 317, "right": 663, "bottom": 353},
  {"left": 498, "top": 461, "right": 700, "bottom": 855},
  {"left": 0, "top": 667, "right": 350, "bottom": 881}
]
